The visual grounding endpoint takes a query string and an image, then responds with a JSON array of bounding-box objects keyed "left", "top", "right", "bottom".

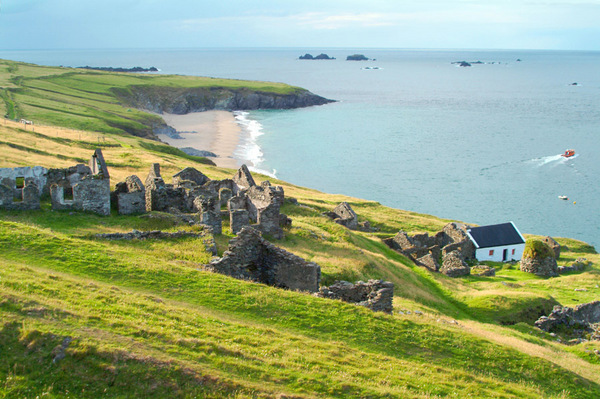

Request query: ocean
[{"left": 2, "top": 48, "right": 599, "bottom": 247}]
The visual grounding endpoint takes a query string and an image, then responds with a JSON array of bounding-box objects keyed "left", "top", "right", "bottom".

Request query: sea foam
[{"left": 233, "top": 111, "right": 277, "bottom": 179}]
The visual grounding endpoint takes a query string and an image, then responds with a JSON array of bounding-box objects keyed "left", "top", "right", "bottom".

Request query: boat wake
[{"left": 480, "top": 153, "right": 579, "bottom": 175}]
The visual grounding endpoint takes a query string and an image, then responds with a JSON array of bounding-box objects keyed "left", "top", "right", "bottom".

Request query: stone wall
[
  {"left": 315, "top": 280, "right": 394, "bottom": 313},
  {"left": 114, "top": 175, "right": 145, "bottom": 215},
  {"left": 384, "top": 223, "right": 475, "bottom": 277},
  {"left": 73, "top": 177, "right": 111, "bottom": 216},
  {"left": 0, "top": 166, "right": 48, "bottom": 196},
  {"left": 207, "top": 227, "right": 321, "bottom": 292},
  {"left": 520, "top": 256, "right": 558, "bottom": 277},
  {"left": 0, "top": 181, "right": 41, "bottom": 211}
]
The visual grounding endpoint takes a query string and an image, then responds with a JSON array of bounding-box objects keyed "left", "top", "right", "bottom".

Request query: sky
[{"left": 1, "top": 0, "right": 599, "bottom": 50}]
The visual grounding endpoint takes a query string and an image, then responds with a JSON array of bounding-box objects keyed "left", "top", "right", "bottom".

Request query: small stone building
[
  {"left": 207, "top": 227, "right": 321, "bottom": 292},
  {"left": 50, "top": 149, "right": 111, "bottom": 216},
  {"left": 520, "top": 239, "right": 558, "bottom": 277}
]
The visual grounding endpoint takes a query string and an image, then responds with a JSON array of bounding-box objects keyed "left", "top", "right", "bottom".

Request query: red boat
[{"left": 561, "top": 149, "right": 575, "bottom": 158}]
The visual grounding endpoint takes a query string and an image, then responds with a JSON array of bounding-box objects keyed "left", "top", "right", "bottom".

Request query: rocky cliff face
[{"left": 113, "top": 86, "right": 334, "bottom": 115}]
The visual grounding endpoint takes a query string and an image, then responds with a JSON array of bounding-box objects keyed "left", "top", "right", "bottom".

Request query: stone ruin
[
  {"left": 326, "top": 202, "right": 358, "bottom": 230},
  {"left": 208, "top": 227, "right": 395, "bottom": 312},
  {"left": 520, "top": 240, "right": 558, "bottom": 277},
  {"left": 130, "top": 163, "right": 289, "bottom": 238},
  {"left": 535, "top": 301, "right": 600, "bottom": 342},
  {"left": 384, "top": 222, "right": 475, "bottom": 277},
  {"left": 50, "top": 149, "right": 111, "bottom": 216},
  {"left": 542, "top": 236, "right": 561, "bottom": 259},
  {"left": 0, "top": 149, "right": 110, "bottom": 215},
  {"left": 323, "top": 201, "right": 372, "bottom": 232},
  {"left": 207, "top": 226, "right": 321, "bottom": 292},
  {"left": 113, "top": 175, "right": 146, "bottom": 215},
  {"left": 558, "top": 258, "right": 592, "bottom": 274},
  {"left": 315, "top": 280, "right": 394, "bottom": 313}
]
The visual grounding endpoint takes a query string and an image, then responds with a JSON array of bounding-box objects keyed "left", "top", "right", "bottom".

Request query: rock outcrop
[
  {"left": 114, "top": 86, "right": 334, "bottom": 117},
  {"left": 535, "top": 301, "right": 600, "bottom": 341},
  {"left": 315, "top": 280, "right": 394, "bottom": 313}
]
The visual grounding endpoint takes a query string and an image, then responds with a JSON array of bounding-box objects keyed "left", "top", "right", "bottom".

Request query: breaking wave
[{"left": 233, "top": 111, "right": 278, "bottom": 179}]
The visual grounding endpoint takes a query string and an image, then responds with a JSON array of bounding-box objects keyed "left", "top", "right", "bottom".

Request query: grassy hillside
[
  {"left": 0, "top": 59, "right": 304, "bottom": 139},
  {"left": 1, "top": 81, "right": 600, "bottom": 397}
]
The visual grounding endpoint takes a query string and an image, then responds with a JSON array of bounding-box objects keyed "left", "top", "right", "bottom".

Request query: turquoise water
[{"left": 2, "top": 48, "right": 599, "bottom": 247}]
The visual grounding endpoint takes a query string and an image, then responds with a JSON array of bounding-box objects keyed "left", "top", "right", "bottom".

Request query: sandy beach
[{"left": 157, "top": 111, "right": 242, "bottom": 169}]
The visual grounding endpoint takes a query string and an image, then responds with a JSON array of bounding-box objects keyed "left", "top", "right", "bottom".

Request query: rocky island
[
  {"left": 299, "top": 53, "right": 335, "bottom": 60},
  {"left": 346, "top": 54, "right": 370, "bottom": 61}
]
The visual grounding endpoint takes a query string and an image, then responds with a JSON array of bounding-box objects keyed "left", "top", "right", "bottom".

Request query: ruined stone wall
[
  {"left": 208, "top": 227, "right": 320, "bottom": 292},
  {"left": 73, "top": 177, "right": 111, "bottom": 216},
  {"left": 384, "top": 223, "right": 475, "bottom": 277},
  {"left": 520, "top": 256, "right": 558, "bottom": 277},
  {"left": 0, "top": 181, "right": 41, "bottom": 211},
  {"left": 315, "top": 280, "right": 394, "bottom": 313},
  {"left": 0, "top": 166, "right": 48, "bottom": 196}
]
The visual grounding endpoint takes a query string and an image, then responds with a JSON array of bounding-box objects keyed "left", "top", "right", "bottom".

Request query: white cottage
[{"left": 466, "top": 222, "right": 525, "bottom": 262}]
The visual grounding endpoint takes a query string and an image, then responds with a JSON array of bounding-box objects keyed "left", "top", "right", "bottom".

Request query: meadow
[{"left": 1, "top": 61, "right": 600, "bottom": 398}]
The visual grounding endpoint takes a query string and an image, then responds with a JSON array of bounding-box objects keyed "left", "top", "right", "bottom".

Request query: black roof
[{"left": 467, "top": 222, "right": 524, "bottom": 248}]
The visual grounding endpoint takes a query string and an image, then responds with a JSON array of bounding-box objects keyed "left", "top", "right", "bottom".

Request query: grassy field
[
  {"left": 0, "top": 59, "right": 303, "bottom": 140},
  {"left": 1, "top": 68, "right": 600, "bottom": 398}
]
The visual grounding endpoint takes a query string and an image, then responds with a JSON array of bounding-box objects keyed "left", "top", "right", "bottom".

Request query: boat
[
  {"left": 561, "top": 149, "right": 575, "bottom": 158},
  {"left": 558, "top": 195, "right": 569, "bottom": 200}
]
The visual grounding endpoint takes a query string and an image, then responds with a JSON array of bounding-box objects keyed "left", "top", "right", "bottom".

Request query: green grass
[
  {"left": 0, "top": 59, "right": 305, "bottom": 140},
  {"left": 1, "top": 219, "right": 600, "bottom": 398},
  {"left": 1, "top": 65, "right": 600, "bottom": 397}
]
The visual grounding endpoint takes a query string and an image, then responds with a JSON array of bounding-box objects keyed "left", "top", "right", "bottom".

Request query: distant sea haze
[{"left": 4, "top": 48, "right": 599, "bottom": 248}]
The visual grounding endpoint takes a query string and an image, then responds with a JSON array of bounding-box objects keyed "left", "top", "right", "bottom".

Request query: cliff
[{"left": 112, "top": 85, "right": 334, "bottom": 115}]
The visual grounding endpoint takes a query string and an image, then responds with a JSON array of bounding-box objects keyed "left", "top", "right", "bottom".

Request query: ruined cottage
[
  {"left": 139, "top": 163, "right": 289, "bottom": 238},
  {"left": 207, "top": 227, "right": 321, "bottom": 292},
  {"left": 384, "top": 222, "right": 475, "bottom": 276},
  {"left": 1, "top": 149, "right": 111, "bottom": 215},
  {"left": 50, "top": 149, "right": 111, "bottom": 216}
]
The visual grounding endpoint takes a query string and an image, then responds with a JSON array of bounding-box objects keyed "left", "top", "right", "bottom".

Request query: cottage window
[
  {"left": 512, "top": 249, "right": 515, "bottom": 255},
  {"left": 15, "top": 177, "right": 25, "bottom": 189},
  {"left": 489, "top": 249, "right": 494, "bottom": 256}
]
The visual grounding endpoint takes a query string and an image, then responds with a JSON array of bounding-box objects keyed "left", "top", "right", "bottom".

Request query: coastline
[{"left": 157, "top": 111, "right": 243, "bottom": 169}]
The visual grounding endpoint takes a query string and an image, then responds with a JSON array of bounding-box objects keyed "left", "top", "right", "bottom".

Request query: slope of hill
[
  {"left": 1, "top": 65, "right": 600, "bottom": 398},
  {"left": 0, "top": 59, "right": 331, "bottom": 141}
]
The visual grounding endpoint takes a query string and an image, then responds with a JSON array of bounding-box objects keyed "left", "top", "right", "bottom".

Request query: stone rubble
[
  {"left": 315, "top": 279, "right": 394, "bottom": 313},
  {"left": 384, "top": 222, "right": 475, "bottom": 277},
  {"left": 535, "top": 301, "right": 600, "bottom": 342}
]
